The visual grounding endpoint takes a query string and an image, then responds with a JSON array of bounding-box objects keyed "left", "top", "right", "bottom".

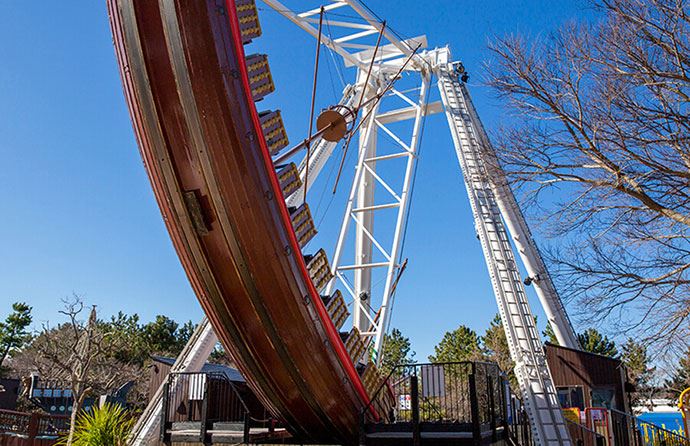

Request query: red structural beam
[{"left": 107, "top": 0, "right": 373, "bottom": 443}]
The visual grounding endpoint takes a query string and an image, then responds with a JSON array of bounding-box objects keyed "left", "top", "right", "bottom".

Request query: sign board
[
  {"left": 188, "top": 374, "right": 207, "bottom": 400},
  {"left": 562, "top": 407, "right": 581, "bottom": 425},
  {"left": 420, "top": 365, "right": 446, "bottom": 398},
  {"left": 637, "top": 412, "right": 686, "bottom": 439}
]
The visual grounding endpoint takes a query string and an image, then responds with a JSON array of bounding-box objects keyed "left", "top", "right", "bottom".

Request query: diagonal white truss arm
[
  {"left": 437, "top": 51, "right": 571, "bottom": 446},
  {"left": 457, "top": 91, "right": 579, "bottom": 349},
  {"left": 324, "top": 70, "right": 432, "bottom": 367}
]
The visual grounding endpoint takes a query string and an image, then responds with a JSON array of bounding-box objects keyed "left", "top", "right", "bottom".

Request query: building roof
[
  {"left": 544, "top": 342, "right": 623, "bottom": 365},
  {"left": 151, "top": 355, "right": 245, "bottom": 383}
]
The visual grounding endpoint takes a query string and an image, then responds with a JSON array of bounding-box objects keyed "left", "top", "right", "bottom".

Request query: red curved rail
[{"left": 107, "top": 0, "right": 372, "bottom": 442}]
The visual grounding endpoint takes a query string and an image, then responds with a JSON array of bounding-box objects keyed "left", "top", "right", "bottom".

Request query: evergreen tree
[
  {"left": 0, "top": 302, "right": 33, "bottom": 374},
  {"left": 578, "top": 328, "right": 618, "bottom": 358},
  {"left": 482, "top": 314, "right": 516, "bottom": 388},
  {"left": 380, "top": 328, "right": 416, "bottom": 374},
  {"left": 141, "top": 315, "right": 196, "bottom": 355},
  {"left": 543, "top": 323, "right": 559, "bottom": 345},
  {"left": 665, "top": 346, "right": 690, "bottom": 397},
  {"left": 620, "top": 338, "right": 655, "bottom": 405},
  {"left": 429, "top": 325, "right": 481, "bottom": 363}
]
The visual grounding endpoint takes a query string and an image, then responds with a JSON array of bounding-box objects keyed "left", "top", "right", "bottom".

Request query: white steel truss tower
[
  {"left": 260, "top": 3, "right": 578, "bottom": 444},
  {"left": 138, "top": 2, "right": 581, "bottom": 445}
]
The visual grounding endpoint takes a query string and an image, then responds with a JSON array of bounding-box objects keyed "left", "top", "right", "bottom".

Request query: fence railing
[
  {"left": 160, "top": 371, "right": 252, "bottom": 444},
  {"left": 0, "top": 409, "right": 31, "bottom": 436},
  {"left": 361, "top": 361, "right": 511, "bottom": 444},
  {"left": 0, "top": 408, "right": 70, "bottom": 441},
  {"left": 506, "top": 398, "right": 533, "bottom": 446},
  {"left": 566, "top": 418, "right": 605, "bottom": 446},
  {"left": 610, "top": 408, "right": 690, "bottom": 446}
]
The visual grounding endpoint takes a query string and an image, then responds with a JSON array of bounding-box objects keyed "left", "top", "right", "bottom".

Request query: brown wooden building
[{"left": 544, "top": 343, "right": 631, "bottom": 414}]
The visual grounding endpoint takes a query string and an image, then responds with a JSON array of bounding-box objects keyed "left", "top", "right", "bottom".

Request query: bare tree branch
[{"left": 486, "top": 0, "right": 690, "bottom": 358}]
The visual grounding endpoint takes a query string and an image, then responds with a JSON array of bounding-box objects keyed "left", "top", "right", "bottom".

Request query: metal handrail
[
  {"left": 166, "top": 370, "right": 251, "bottom": 417},
  {"left": 361, "top": 360, "right": 484, "bottom": 419},
  {"left": 161, "top": 371, "right": 253, "bottom": 444},
  {"left": 565, "top": 418, "right": 605, "bottom": 446},
  {"left": 361, "top": 361, "right": 505, "bottom": 425},
  {"left": 610, "top": 407, "right": 690, "bottom": 446}
]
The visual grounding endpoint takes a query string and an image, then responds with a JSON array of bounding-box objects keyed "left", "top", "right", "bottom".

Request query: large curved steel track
[{"left": 107, "top": 0, "right": 375, "bottom": 442}]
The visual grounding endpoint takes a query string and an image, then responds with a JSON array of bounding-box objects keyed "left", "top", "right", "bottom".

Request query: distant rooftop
[{"left": 151, "top": 355, "right": 245, "bottom": 383}]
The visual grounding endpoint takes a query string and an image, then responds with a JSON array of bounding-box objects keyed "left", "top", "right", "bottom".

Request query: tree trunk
[{"left": 66, "top": 393, "right": 83, "bottom": 446}]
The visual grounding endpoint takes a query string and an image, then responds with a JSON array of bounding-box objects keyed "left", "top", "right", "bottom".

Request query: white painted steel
[
  {"left": 437, "top": 57, "right": 571, "bottom": 446},
  {"left": 353, "top": 72, "right": 378, "bottom": 332},
  {"left": 372, "top": 72, "right": 429, "bottom": 363},
  {"left": 325, "top": 70, "right": 428, "bottom": 363},
  {"left": 456, "top": 90, "right": 580, "bottom": 349}
]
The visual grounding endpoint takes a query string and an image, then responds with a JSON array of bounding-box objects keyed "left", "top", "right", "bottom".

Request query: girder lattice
[{"left": 437, "top": 59, "right": 571, "bottom": 446}]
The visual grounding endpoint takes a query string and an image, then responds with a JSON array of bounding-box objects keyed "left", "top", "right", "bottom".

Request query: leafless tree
[
  {"left": 485, "top": 0, "right": 689, "bottom": 357},
  {"left": 12, "top": 296, "right": 138, "bottom": 444}
]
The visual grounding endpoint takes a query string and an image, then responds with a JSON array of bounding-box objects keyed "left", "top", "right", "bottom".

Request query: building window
[
  {"left": 591, "top": 387, "right": 615, "bottom": 409},
  {"left": 557, "top": 386, "right": 585, "bottom": 410}
]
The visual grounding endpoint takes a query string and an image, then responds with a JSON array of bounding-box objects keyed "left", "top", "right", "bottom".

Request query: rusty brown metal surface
[{"left": 106, "top": 0, "right": 372, "bottom": 443}]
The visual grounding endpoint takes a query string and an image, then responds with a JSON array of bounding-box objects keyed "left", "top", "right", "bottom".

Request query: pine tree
[
  {"left": 429, "top": 325, "right": 482, "bottom": 363},
  {"left": 578, "top": 328, "right": 618, "bottom": 358},
  {"left": 620, "top": 338, "right": 655, "bottom": 405},
  {"left": 0, "top": 302, "right": 33, "bottom": 374},
  {"left": 543, "top": 323, "right": 559, "bottom": 345},
  {"left": 665, "top": 346, "right": 690, "bottom": 398},
  {"left": 482, "top": 314, "right": 517, "bottom": 388},
  {"left": 380, "top": 328, "right": 415, "bottom": 374}
]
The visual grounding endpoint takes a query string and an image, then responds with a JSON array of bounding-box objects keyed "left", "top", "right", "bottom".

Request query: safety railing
[
  {"left": 160, "top": 371, "right": 251, "bottom": 444},
  {"left": 610, "top": 408, "right": 690, "bottom": 446},
  {"left": 566, "top": 418, "right": 606, "bottom": 446},
  {"left": 0, "top": 408, "right": 70, "bottom": 441},
  {"left": 361, "top": 361, "right": 510, "bottom": 444},
  {"left": 506, "top": 398, "right": 533, "bottom": 446},
  {"left": 0, "top": 409, "right": 31, "bottom": 436}
]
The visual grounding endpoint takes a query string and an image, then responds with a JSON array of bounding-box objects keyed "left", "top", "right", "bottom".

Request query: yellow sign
[{"left": 562, "top": 407, "right": 581, "bottom": 424}]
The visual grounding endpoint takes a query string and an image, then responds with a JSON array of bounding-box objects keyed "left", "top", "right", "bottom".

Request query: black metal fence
[
  {"left": 0, "top": 408, "right": 70, "bottom": 442},
  {"left": 36, "top": 413, "right": 70, "bottom": 438},
  {"left": 160, "top": 371, "right": 251, "bottom": 444},
  {"left": 507, "top": 398, "right": 534, "bottom": 446},
  {"left": 362, "top": 361, "right": 511, "bottom": 444},
  {"left": 566, "top": 418, "right": 605, "bottom": 446},
  {"left": 610, "top": 408, "right": 690, "bottom": 446}
]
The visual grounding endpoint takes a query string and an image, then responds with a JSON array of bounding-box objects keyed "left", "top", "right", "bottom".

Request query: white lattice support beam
[
  {"left": 341, "top": 0, "right": 427, "bottom": 70},
  {"left": 353, "top": 70, "right": 378, "bottom": 332},
  {"left": 260, "top": 0, "right": 367, "bottom": 69},
  {"left": 376, "top": 101, "right": 442, "bottom": 124},
  {"left": 371, "top": 71, "right": 430, "bottom": 364}
]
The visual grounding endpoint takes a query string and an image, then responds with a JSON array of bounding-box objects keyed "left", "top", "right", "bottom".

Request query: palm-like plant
[{"left": 58, "top": 403, "right": 134, "bottom": 446}]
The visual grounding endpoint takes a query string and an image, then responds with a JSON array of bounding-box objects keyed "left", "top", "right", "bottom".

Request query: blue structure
[{"left": 637, "top": 412, "right": 686, "bottom": 441}]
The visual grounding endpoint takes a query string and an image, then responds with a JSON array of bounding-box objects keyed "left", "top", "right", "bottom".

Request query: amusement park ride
[{"left": 106, "top": 0, "right": 585, "bottom": 444}]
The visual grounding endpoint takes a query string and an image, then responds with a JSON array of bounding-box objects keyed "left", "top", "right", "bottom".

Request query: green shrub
[{"left": 58, "top": 403, "right": 134, "bottom": 446}]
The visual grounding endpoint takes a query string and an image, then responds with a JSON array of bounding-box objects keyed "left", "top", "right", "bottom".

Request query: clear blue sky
[{"left": 0, "top": 1, "right": 590, "bottom": 360}]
